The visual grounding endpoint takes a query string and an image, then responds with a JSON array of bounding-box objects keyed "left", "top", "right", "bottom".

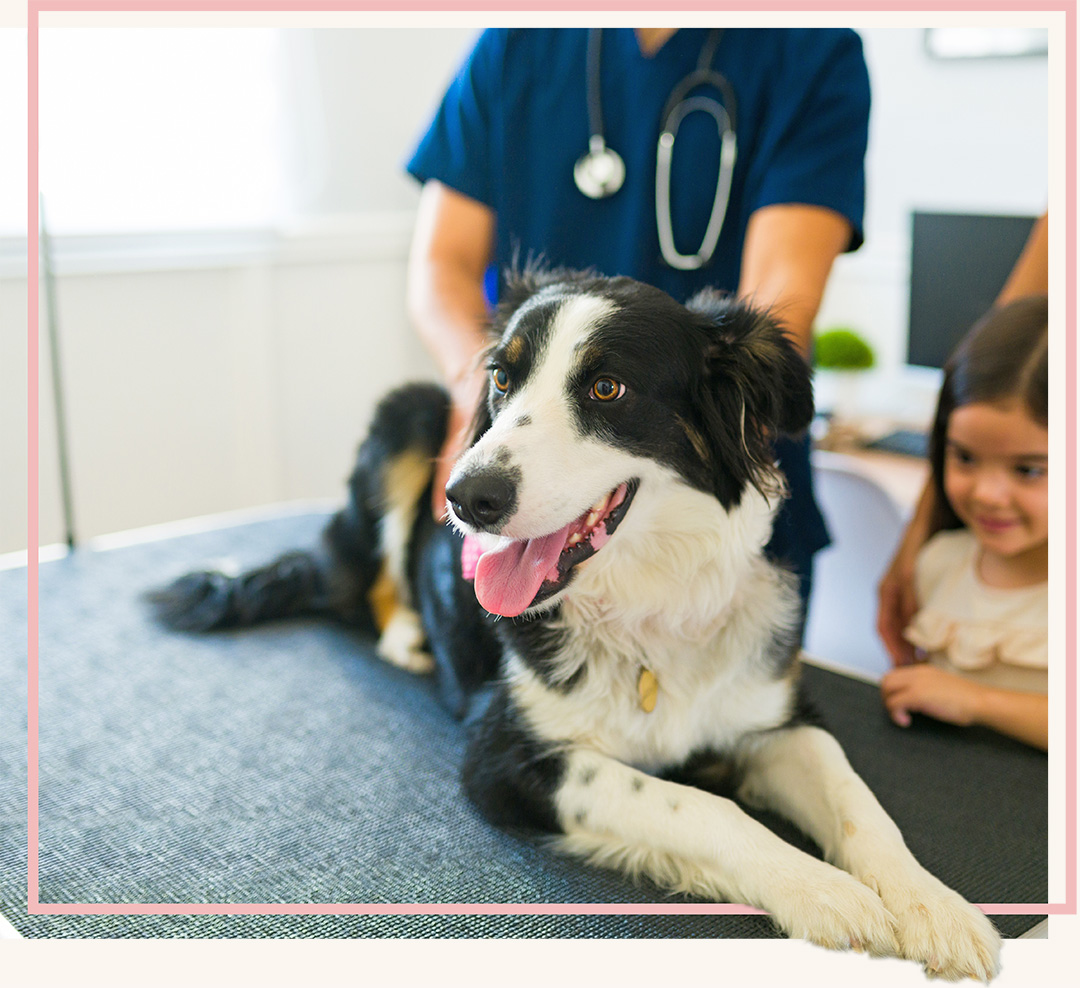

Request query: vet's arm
[
  {"left": 406, "top": 180, "right": 496, "bottom": 518},
  {"left": 997, "top": 211, "right": 1048, "bottom": 304},
  {"left": 737, "top": 203, "right": 852, "bottom": 360}
]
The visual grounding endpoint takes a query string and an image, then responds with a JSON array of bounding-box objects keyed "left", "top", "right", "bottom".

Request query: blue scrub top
[
  {"left": 406, "top": 27, "right": 872, "bottom": 588},
  {"left": 407, "top": 27, "right": 869, "bottom": 302}
]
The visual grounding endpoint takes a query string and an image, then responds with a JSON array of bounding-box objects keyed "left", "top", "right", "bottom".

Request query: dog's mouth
[{"left": 472, "top": 479, "right": 639, "bottom": 618}]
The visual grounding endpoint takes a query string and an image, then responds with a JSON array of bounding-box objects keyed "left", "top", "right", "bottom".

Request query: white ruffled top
[{"left": 903, "top": 529, "right": 1048, "bottom": 695}]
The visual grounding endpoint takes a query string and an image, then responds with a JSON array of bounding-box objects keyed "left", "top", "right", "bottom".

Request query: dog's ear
[{"left": 687, "top": 289, "right": 815, "bottom": 499}]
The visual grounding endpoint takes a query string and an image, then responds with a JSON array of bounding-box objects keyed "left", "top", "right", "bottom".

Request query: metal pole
[{"left": 38, "top": 195, "right": 76, "bottom": 549}]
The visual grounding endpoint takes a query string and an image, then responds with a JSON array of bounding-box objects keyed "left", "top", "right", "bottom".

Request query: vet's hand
[
  {"left": 432, "top": 421, "right": 467, "bottom": 521},
  {"left": 880, "top": 664, "right": 984, "bottom": 729},
  {"left": 433, "top": 378, "right": 484, "bottom": 522},
  {"left": 877, "top": 555, "right": 918, "bottom": 666}
]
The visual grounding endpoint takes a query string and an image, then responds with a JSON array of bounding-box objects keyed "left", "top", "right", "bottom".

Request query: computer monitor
[{"left": 907, "top": 211, "right": 1037, "bottom": 369}]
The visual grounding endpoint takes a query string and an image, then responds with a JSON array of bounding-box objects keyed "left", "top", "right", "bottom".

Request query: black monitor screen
[{"left": 907, "top": 211, "right": 1036, "bottom": 368}]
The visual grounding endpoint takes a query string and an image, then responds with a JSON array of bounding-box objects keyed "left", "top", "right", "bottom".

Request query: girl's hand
[{"left": 880, "top": 664, "right": 985, "bottom": 729}]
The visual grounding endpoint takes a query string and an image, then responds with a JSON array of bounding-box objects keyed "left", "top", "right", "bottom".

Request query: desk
[
  {"left": 0, "top": 509, "right": 1047, "bottom": 940},
  {"left": 815, "top": 426, "right": 931, "bottom": 515}
]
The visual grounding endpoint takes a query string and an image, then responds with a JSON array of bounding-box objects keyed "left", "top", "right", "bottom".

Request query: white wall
[
  {"left": 1, "top": 275, "right": 36, "bottom": 553},
  {"left": 816, "top": 26, "right": 1048, "bottom": 422},
  {"left": 3, "top": 25, "right": 1053, "bottom": 556},
  {"left": 3, "top": 220, "right": 441, "bottom": 556},
  {"left": 861, "top": 28, "right": 1048, "bottom": 240},
  {"left": 277, "top": 28, "right": 480, "bottom": 219}
]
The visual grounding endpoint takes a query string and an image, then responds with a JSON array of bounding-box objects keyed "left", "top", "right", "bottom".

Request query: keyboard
[{"left": 862, "top": 429, "right": 929, "bottom": 458}]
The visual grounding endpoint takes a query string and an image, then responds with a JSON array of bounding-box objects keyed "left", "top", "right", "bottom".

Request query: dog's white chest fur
[
  {"left": 505, "top": 520, "right": 799, "bottom": 772},
  {"left": 507, "top": 631, "right": 793, "bottom": 771}
]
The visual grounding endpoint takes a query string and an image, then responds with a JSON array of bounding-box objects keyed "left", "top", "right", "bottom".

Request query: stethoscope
[{"left": 573, "top": 28, "right": 738, "bottom": 272}]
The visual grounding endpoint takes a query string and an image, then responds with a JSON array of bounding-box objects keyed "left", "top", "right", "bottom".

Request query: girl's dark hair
[{"left": 927, "top": 295, "right": 1048, "bottom": 533}]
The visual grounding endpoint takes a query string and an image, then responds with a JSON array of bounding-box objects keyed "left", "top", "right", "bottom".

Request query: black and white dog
[{"left": 151, "top": 270, "right": 1000, "bottom": 980}]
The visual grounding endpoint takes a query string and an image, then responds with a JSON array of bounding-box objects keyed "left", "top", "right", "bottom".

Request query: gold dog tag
[{"left": 637, "top": 668, "right": 658, "bottom": 713}]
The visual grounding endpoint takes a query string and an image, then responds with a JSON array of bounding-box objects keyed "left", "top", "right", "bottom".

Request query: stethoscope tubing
[
  {"left": 574, "top": 28, "right": 738, "bottom": 272},
  {"left": 655, "top": 95, "right": 737, "bottom": 271}
]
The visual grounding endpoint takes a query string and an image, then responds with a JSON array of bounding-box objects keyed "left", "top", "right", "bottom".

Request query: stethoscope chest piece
[{"left": 574, "top": 137, "right": 626, "bottom": 199}]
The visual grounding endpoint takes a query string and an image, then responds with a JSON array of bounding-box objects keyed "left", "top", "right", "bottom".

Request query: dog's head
[{"left": 445, "top": 269, "right": 814, "bottom": 618}]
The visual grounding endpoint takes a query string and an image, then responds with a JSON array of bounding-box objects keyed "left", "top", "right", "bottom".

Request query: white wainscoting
[{"left": 2, "top": 214, "right": 438, "bottom": 555}]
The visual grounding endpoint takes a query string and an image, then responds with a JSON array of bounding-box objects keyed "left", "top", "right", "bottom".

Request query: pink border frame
[{"left": 24, "top": 0, "right": 1077, "bottom": 920}]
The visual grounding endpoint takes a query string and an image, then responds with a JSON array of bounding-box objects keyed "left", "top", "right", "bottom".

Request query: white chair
[{"left": 803, "top": 450, "right": 907, "bottom": 681}]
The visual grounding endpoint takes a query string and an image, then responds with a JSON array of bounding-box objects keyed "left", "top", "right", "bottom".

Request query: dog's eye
[
  {"left": 590, "top": 377, "right": 625, "bottom": 402},
  {"left": 491, "top": 367, "right": 510, "bottom": 394}
]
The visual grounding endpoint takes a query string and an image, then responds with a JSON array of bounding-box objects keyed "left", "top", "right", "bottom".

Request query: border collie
[{"left": 151, "top": 270, "right": 1000, "bottom": 980}]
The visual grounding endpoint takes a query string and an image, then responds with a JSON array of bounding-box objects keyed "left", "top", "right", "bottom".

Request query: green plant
[{"left": 813, "top": 327, "right": 875, "bottom": 370}]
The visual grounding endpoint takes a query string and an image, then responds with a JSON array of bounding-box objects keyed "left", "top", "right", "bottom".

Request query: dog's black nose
[{"left": 446, "top": 470, "right": 517, "bottom": 530}]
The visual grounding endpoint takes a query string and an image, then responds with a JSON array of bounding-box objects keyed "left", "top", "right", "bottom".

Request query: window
[
  {"left": 38, "top": 28, "right": 283, "bottom": 235},
  {"left": 0, "top": 29, "right": 27, "bottom": 238}
]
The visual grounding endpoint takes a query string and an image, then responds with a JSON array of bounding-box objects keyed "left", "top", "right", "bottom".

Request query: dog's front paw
[
  {"left": 872, "top": 866, "right": 1001, "bottom": 982},
  {"left": 768, "top": 863, "right": 900, "bottom": 958}
]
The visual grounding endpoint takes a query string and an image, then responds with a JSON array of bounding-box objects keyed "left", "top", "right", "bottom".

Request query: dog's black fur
[
  {"left": 150, "top": 269, "right": 812, "bottom": 731},
  {"left": 148, "top": 269, "right": 1001, "bottom": 978}
]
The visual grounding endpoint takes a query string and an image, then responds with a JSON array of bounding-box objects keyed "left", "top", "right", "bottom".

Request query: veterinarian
[{"left": 405, "top": 27, "right": 871, "bottom": 622}]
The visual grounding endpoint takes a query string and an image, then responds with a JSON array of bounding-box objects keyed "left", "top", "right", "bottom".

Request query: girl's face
[{"left": 943, "top": 399, "right": 1049, "bottom": 564}]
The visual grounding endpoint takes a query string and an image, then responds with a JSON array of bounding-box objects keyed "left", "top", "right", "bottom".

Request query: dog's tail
[
  {"left": 146, "top": 383, "right": 449, "bottom": 638},
  {"left": 145, "top": 549, "right": 344, "bottom": 632}
]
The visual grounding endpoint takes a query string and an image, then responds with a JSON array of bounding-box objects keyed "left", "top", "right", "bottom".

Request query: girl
[{"left": 880, "top": 296, "right": 1049, "bottom": 750}]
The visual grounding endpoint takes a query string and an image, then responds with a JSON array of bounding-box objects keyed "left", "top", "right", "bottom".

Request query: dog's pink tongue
[{"left": 473, "top": 525, "right": 572, "bottom": 617}]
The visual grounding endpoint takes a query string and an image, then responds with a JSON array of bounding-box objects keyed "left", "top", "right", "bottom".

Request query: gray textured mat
[{"left": 1, "top": 511, "right": 1047, "bottom": 938}]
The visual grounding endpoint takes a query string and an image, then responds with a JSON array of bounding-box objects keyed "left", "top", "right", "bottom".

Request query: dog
[{"left": 150, "top": 269, "right": 1001, "bottom": 979}]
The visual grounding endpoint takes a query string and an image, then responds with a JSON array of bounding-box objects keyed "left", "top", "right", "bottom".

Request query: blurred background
[{"left": 0, "top": 20, "right": 1053, "bottom": 556}]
